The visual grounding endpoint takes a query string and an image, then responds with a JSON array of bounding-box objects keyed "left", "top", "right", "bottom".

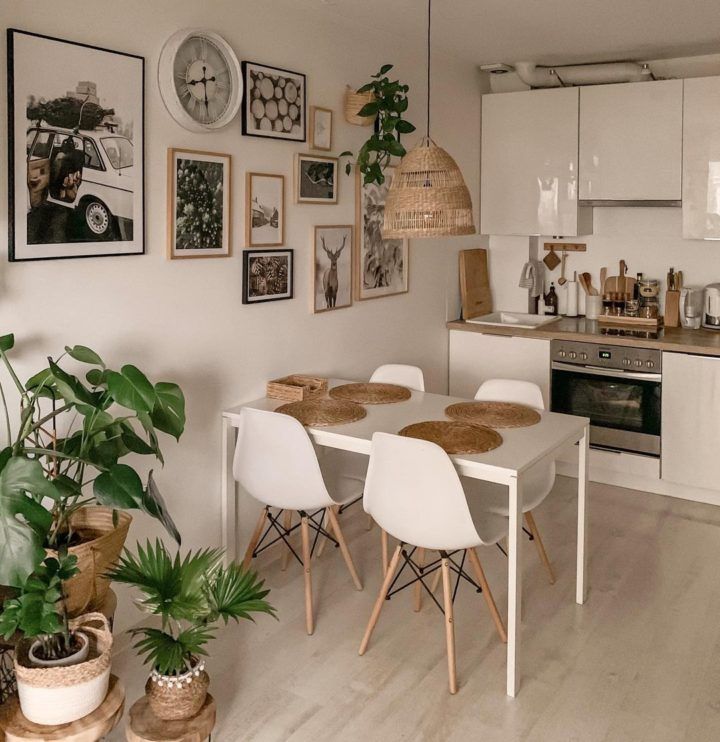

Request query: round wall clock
[{"left": 158, "top": 29, "right": 242, "bottom": 132}]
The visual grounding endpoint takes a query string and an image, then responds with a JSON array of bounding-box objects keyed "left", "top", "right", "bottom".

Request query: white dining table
[{"left": 221, "top": 380, "right": 590, "bottom": 697}]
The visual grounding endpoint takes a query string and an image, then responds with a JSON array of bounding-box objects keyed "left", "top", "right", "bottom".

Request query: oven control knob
[
  {"left": 558, "top": 350, "right": 566, "bottom": 358},
  {"left": 622, "top": 358, "right": 632, "bottom": 367},
  {"left": 646, "top": 360, "right": 655, "bottom": 369},
  {"left": 580, "top": 352, "right": 588, "bottom": 361},
  {"left": 634, "top": 359, "right": 643, "bottom": 367},
  {"left": 568, "top": 351, "right": 577, "bottom": 359}
]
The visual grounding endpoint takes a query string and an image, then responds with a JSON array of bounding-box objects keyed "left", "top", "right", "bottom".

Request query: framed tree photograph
[
  {"left": 246, "top": 172, "right": 284, "bottom": 247},
  {"left": 295, "top": 154, "right": 338, "bottom": 204},
  {"left": 313, "top": 225, "right": 352, "bottom": 313},
  {"left": 241, "top": 61, "right": 306, "bottom": 142},
  {"left": 310, "top": 106, "right": 332, "bottom": 151},
  {"left": 7, "top": 28, "right": 145, "bottom": 261},
  {"left": 167, "top": 148, "right": 231, "bottom": 259},
  {"left": 355, "top": 167, "right": 409, "bottom": 300},
  {"left": 242, "top": 249, "right": 294, "bottom": 304}
]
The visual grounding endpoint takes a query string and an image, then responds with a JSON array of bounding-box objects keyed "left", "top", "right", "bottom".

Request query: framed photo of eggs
[{"left": 241, "top": 61, "right": 306, "bottom": 141}]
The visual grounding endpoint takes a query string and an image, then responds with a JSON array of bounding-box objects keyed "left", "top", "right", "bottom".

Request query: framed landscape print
[
  {"left": 243, "top": 249, "right": 293, "bottom": 304},
  {"left": 355, "top": 167, "right": 409, "bottom": 300},
  {"left": 310, "top": 106, "right": 332, "bottom": 151},
  {"left": 295, "top": 154, "right": 338, "bottom": 204},
  {"left": 241, "top": 61, "right": 306, "bottom": 141},
  {"left": 246, "top": 172, "right": 284, "bottom": 247},
  {"left": 167, "top": 148, "right": 231, "bottom": 259},
  {"left": 313, "top": 225, "right": 352, "bottom": 313},
  {"left": 7, "top": 28, "right": 145, "bottom": 261}
]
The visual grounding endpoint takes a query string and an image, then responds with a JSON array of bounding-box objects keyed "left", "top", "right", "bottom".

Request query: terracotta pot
[{"left": 146, "top": 659, "right": 210, "bottom": 721}]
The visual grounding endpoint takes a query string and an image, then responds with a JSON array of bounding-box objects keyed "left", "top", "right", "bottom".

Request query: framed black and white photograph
[
  {"left": 313, "top": 225, "right": 352, "bottom": 313},
  {"left": 310, "top": 106, "right": 332, "bottom": 151},
  {"left": 7, "top": 28, "right": 145, "bottom": 261},
  {"left": 167, "top": 148, "right": 231, "bottom": 259},
  {"left": 295, "top": 154, "right": 338, "bottom": 204},
  {"left": 241, "top": 61, "right": 306, "bottom": 141},
  {"left": 242, "top": 249, "right": 294, "bottom": 304},
  {"left": 355, "top": 167, "right": 409, "bottom": 300},
  {"left": 246, "top": 172, "right": 284, "bottom": 247}
]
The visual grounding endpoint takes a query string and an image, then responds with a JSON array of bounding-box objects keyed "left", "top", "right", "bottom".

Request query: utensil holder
[{"left": 585, "top": 295, "right": 602, "bottom": 320}]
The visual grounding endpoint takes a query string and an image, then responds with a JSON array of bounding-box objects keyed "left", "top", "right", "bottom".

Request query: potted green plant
[
  {"left": 340, "top": 64, "right": 416, "bottom": 186},
  {"left": 0, "top": 554, "right": 114, "bottom": 725},
  {"left": 0, "top": 332, "right": 186, "bottom": 615},
  {"left": 107, "top": 540, "right": 276, "bottom": 721}
]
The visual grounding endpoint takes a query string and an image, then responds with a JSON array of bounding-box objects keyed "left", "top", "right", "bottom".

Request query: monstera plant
[{"left": 0, "top": 333, "right": 185, "bottom": 590}]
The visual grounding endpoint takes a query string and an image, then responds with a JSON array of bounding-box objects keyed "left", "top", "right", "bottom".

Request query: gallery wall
[{"left": 0, "top": 1, "right": 482, "bottom": 629}]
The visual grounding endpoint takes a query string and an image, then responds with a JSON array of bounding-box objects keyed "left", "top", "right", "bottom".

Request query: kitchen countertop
[{"left": 447, "top": 316, "right": 720, "bottom": 357}]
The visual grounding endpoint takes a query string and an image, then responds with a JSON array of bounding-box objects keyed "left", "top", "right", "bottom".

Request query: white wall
[{"left": 0, "top": 1, "right": 482, "bottom": 629}]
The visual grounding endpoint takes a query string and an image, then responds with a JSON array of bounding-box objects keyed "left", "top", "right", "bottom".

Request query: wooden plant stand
[
  {"left": 126, "top": 693, "right": 216, "bottom": 742},
  {"left": 0, "top": 674, "right": 124, "bottom": 742}
]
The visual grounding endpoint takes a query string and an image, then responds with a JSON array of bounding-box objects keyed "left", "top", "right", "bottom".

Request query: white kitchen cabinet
[
  {"left": 579, "top": 79, "right": 683, "bottom": 202},
  {"left": 683, "top": 77, "right": 720, "bottom": 239},
  {"left": 662, "top": 352, "right": 720, "bottom": 491},
  {"left": 449, "top": 330, "right": 551, "bottom": 403},
  {"left": 480, "top": 87, "right": 592, "bottom": 237}
]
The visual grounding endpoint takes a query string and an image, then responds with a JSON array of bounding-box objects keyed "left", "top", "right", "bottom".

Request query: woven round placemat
[
  {"left": 398, "top": 420, "right": 502, "bottom": 455},
  {"left": 276, "top": 398, "right": 367, "bottom": 427},
  {"left": 445, "top": 401, "right": 541, "bottom": 429},
  {"left": 329, "top": 382, "right": 411, "bottom": 405}
]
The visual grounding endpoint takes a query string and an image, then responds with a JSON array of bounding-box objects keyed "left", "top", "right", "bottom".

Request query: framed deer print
[{"left": 312, "top": 225, "right": 352, "bottom": 313}]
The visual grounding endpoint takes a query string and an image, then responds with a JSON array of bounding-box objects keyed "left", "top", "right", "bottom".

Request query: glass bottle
[{"left": 545, "top": 283, "right": 558, "bottom": 316}]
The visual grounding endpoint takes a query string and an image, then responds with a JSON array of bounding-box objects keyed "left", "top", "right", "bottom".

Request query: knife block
[{"left": 665, "top": 289, "right": 680, "bottom": 328}]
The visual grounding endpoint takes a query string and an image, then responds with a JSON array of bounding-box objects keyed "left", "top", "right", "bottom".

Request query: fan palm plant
[{"left": 106, "top": 540, "right": 276, "bottom": 676}]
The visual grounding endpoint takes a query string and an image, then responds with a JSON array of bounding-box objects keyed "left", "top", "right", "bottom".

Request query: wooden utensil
[
  {"left": 578, "top": 273, "right": 590, "bottom": 295},
  {"left": 600, "top": 267, "right": 607, "bottom": 293},
  {"left": 459, "top": 249, "right": 492, "bottom": 320},
  {"left": 557, "top": 252, "right": 567, "bottom": 286},
  {"left": 543, "top": 245, "right": 561, "bottom": 271},
  {"left": 581, "top": 272, "right": 598, "bottom": 296}
]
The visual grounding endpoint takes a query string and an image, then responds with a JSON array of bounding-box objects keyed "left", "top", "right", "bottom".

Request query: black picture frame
[
  {"left": 241, "top": 61, "right": 306, "bottom": 142},
  {"left": 242, "top": 248, "right": 294, "bottom": 304},
  {"left": 7, "top": 28, "right": 145, "bottom": 261}
]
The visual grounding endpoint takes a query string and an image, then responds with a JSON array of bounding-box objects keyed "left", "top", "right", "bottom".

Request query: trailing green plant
[
  {"left": 106, "top": 540, "right": 276, "bottom": 676},
  {"left": 0, "top": 554, "right": 80, "bottom": 661},
  {"left": 0, "top": 333, "right": 185, "bottom": 588},
  {"left": 340, "top": 64, "right": 415, "bottom": 186}
]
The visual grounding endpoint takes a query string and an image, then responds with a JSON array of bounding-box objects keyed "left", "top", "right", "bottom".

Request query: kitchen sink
[{"left": 465, "top": 312, "right": 561, "bottom": 329}]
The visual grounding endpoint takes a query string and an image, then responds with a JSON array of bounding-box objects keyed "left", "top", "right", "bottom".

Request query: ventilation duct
[{"left": 514, "top": 61, "right": 653, "bottom": 88}]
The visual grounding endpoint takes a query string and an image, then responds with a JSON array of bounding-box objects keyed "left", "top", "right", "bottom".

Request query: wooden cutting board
[
  {"left": 603, "top": 260, "right": 636, "bottom": 295},
  {"left": 459, "top": 248, "right": 492, "bottom": 319}
]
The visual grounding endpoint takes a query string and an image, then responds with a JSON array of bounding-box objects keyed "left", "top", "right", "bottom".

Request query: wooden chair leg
[
  {"left": 430, "top": 567, "right": 442, "bottom": 594},
  {"left": 316, "top": 507, "right": 335, "bottom": 558},
  {"left": 242, "top": 508, "right": 267, "bottom": 570},
  {"left": 300, "top": 516, "right": 314, "bottom": 635},
  {"left": 467, "top": 548, "right": 507, "bottom": 643},
  {"left": 281, "top": 510, "right": 293, "bottom": 571},
  {"left": 326, "top": 507, "right": 362, "bottom": 590},
  {"left": 441, "top": 557, "right": 458, "bottom": 695},
  {"left": 359, "top": 545, "right": 403, "bottom": 656},
  {"left": 413, "top": 548, "right": 425, "bottom": 612},
  {"left": 381, "top": 529, "right": 389, "bottom": 576},
  {"left": 525, "top": 511, "right": 556, "bottom": 585}
]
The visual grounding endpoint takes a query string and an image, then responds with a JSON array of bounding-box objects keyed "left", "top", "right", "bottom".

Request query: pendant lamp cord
[{"left": 426, "top": 0, "right": 431, "bottom": 140}]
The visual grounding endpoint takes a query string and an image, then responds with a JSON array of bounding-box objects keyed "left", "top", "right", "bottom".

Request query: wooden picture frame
[
  {"left": 167, "top": 148, "right": 231, "bottom": 259},
  {"left": 295, "top": 153, "right": 338, "bottom": 204},
  {"left": 245, "top": 172, "right": 284, "bottom": 247},
  {"left": 312, "top": 225, "right": 353, "bottom": 313},
  {"left": 309, "top": 106, "right": 332, "bottom": 151},
  {"left": 242, "top": 248, "right": 294, "bottom": 304},
  {"left": 354, "top": 167, "right": 409, "bottom": 300}
]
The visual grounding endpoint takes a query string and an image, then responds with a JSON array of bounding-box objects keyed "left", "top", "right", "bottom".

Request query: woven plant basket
[
  {"left": 14, "top": 612, "right": 112, "bottom": 726},
  {"left": 344, "top": 86, "right": 376, "bottom": 126},
  {"left": 48, "top": 507, "right": 132, "bottom": 618},
  {"left": 147, "top": 659, "right": 210, "bottom": 721}
]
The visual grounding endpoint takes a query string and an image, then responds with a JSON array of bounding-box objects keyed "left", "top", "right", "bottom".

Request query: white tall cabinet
[
  {"left": 682, "top": 76, "right": 720, "bottom": 239},
  {"left": 480, "top": 87, "right": 592, "bottom": 237},
  {"left": 579, "top": 79, "right": 683, "bottom": 201}
]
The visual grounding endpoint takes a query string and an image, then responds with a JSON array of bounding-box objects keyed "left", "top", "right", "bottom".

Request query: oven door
[{"left": 551, "top": 362, "right": 662, "bottom": 456}]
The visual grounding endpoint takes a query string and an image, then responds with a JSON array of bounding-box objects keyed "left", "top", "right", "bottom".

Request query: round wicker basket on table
[
  {"left": 329, "top": 382, "right": 411, "bottom": 405},
  {"left": 276, "top": 398, "right": 367, "bottom": 427},
  {"left": 445, "top": 401, "right": 541, "bottom": 429},
  {"left": 398, "top": 421, "right": 502, "bottom": 455}
]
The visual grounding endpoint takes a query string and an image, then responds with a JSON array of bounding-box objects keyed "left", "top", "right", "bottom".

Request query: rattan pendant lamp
[{"left": 383, "top": 0, "right": 476, "bottom": 238}]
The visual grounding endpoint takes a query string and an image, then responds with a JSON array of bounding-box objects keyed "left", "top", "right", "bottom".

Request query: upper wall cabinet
[
  {"left": 579, "top": 79, "right": 683, "bottom": 202},
  {"left": 480, "top": 87, "right": 592, "bottom": 237},
  {"left": 682, "top": 77, "right": 720, "bottom": 239}
]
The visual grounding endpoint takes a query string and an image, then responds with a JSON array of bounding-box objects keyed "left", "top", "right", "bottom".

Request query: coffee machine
[{"left": 703, "top": 284, "right": 720, "bottom": 329}]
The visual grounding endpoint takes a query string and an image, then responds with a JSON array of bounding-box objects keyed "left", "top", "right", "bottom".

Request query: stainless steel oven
[{"left": 550, "top": 340, "right": 662, "bottom": 457}]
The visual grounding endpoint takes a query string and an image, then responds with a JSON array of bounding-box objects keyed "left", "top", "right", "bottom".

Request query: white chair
[
  {"left": 369, "top": 364, "right": 425, "bottom": 392},
  {"left": 358, "top": 432, "right": 507, "bottom": 694},
  {"left": 234, "top": 407, "right": 363, "bottom": 635},
  {"left": 467, "top": 378, "right": 556, "bottom": 584}
]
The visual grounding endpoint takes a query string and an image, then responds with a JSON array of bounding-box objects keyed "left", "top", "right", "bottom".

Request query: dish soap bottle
[{"left": 545, "top": 283, "right": 558, "bottom": 316}]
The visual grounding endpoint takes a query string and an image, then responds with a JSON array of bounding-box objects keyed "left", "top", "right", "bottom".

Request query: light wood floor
[{"left": 110, "top": 477, "right": 720, "bottom": 741}]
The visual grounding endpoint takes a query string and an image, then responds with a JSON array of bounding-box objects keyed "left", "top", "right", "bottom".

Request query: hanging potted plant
[
  {"left": 0, "top": 554, "right": 114, "bottom": 725},
  {"left": 0, "top": 332, "right": 186, "bottom": 616},
  {"left": 107, "top": 540, "right": 276, "bottom": 721}
]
